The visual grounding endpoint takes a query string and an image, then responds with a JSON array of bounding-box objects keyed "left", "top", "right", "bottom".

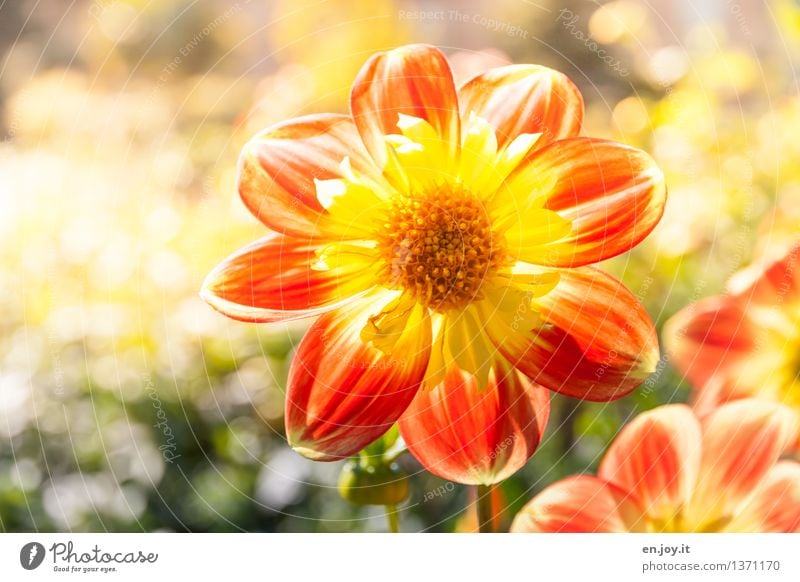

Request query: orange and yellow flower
[
  {"left": 665, "top": 242, "right": 800, "bottom": 452},
  {"left": 511, "top": 401, "right": 800, "bottom": 532},
  {"left": 201, "top": 44, "right": 666, "bottom": 484}
]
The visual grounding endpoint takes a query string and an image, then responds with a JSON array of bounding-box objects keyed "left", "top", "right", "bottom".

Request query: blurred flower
[
  {"left": 776, "top": 0, "right": 800, "bottom": 42},
  {"left": 588, "top": 0, "right": 649, "bottom": 45},
  {"left": 664, "top": 242, "right": 800, "bottom": 451},
  {"left": 511, "top": 401, "right": 800, "bottom": 532},
  {"left": 202, "top": 44, "right": 666, "bottom": 485},
  {"left": 606, "top": 42, "right": 771, "bottom": 262}
]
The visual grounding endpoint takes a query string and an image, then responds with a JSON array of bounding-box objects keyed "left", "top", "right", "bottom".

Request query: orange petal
[
  {"left": 687, "top": 400, "right": 799, "bottom": 528},
  {"left": 398, "top": 358, "right": 550, "bottom": 485},
  {"left": 285, "top": 296, "right": 431, "bottom": 461},
  {"left": 726, "top": 461, "right": 800, "bottom": 532},
  {"left": 501, "top": 138, "right": 666, "bottom": 267},
  {"left": 690, "top": 375, "right": 744, "bottom": 419},
  {"left": 351, "top": 44, "right": 460, "bottom": 169},
  {"left": 484, "top": 267, "right": 659, "bottom": 401},
  {"left": 599, "top": 405, "right": 701, "bottom": 525},
  {"left": 239, "top": 113, "right": 383, "bottom": 238},
  {"left": 727, "top": 242, "right": 800, "bottom": 307},
  {"left": 663, "top": 296, "right": 757, "bottom": 390},
  {"left": 458, "top": 64, "right": 583, "bottom": 149},
  {"left": 511, "top": 476, "right": 644, "bottom": 532},
  {"left": 200, "top": 234, "right": 373, "bottom": 323}
]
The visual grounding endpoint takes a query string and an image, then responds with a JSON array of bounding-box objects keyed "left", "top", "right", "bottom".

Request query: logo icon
[{"left": 20, "top": 542, "right": 45, "bottom": 570}]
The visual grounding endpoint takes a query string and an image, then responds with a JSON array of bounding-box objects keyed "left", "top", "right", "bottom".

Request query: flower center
[
  {"left": 782, "top": 336, "right": 800, "bottom": 408},
  {"left": 377, "top": 184, "right": 504, "bottom": 312},
  {"left": 648, "top": 512, "right": 730, "bottom": 533}
]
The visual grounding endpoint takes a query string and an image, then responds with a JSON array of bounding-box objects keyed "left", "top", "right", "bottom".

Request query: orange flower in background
[
  {"left": 201, "top": 44, "right": 666, "bottom": 485},
  {"left": 665, "top": 242, "right": 800, "bottom": 451},
  {"left": 511, "top": 401, "right": 800, "bottom": 532}
]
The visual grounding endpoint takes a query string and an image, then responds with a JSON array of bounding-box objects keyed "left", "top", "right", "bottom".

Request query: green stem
[
  {"left": 558, "top": 396, "right": 581, "bottom": 457},
  {"left": 476, "top": 484, "right": 497, "bottom": 533},
  {"left": 386, "top": 504, "right": 399, "bottom": 533}
]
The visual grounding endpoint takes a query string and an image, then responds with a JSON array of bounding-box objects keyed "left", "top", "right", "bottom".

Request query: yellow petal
[
  {"left": 496, "top": 265, "right": 561, "bottom": 298},
  {"left": 313, "top": 241, "right": 381, "bottom": 299},
  {"left": 397, "top": 113, "right": 441, "bottom": 145},
  {"left": 478, "top": 276, "right": 549, "bottom": 337},
  {"left": 495, "top": 132, "right": 542, "bottom": 178},
  {"left": 459, "top": 113, "right": 542, "bottom": 196},
  {"left": 314, "top": 240, "right": 378, "bottom": 270},
  {"left": 360, "top": 291, "right": 422, "bottom": 354},
  {"left": 423, "top": 313, "right": 448, "bottom": 389},
  {"left": 490, "top": 159, "right": 557, "bottom": 221},
  {"left": 314, "top": 175, "right": 388, "bottom": 237},
  {"left": 385, "top": 114, "right": 457, "bottom": 192},
  {"left": 443, "top": 307, "right": 496, "bottom": 390},
  {"left": 459, "top": 113, "right": 498, "bottom": 192},
  {"left": 502, "top": 208, "right": 574, "bottom": 262}
]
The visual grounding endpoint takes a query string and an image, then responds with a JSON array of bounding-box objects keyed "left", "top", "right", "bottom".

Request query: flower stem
[
  {"left": 558, "top": 396, "right": 581, "bottom": 456},
  {"left": 476, "top": 484, "right": 498, "bottom": 533},
  {"left": 386, "top": 505, "right": 399, "bottom": 533}
]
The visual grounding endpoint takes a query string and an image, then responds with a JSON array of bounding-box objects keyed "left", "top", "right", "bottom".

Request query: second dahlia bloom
[
  {"left": 512, "top": 400, "right": 800, "bottom": 532},
  {"left": 664, "top": 242, "right": 800, "bottom": 452},
  {"left": 202, "top": 44, "right": 665, "bottom": 484}
]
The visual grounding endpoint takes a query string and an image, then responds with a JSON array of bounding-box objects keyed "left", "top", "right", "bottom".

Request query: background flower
[
  {"left": 511, "top": 401, "right": 800, "bottom": 533},
  {"left": 665, "top": 242, "right": 800, "bottom": 452}
]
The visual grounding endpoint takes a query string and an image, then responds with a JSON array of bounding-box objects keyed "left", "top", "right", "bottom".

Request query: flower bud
[{"left": 338, "top": 459, "right": 410, "bottom": 506}]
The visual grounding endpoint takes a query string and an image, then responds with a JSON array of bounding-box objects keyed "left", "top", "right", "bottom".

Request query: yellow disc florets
[{"left": 377, "top": 184, "right": 505, "bottom": 312}]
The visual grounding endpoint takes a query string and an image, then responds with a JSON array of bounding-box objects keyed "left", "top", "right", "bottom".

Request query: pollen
[{"left": 377, "top": 184, "right": 505, "bottom": 311}]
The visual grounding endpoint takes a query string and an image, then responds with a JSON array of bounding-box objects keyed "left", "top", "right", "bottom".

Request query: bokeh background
[{"left": 1, "top": 0, "right": 798, "bottom": 532}]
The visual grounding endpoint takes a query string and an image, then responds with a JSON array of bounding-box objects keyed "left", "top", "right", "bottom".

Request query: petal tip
[
  {"left": 638, "top": 342, "right": 662, "bottom": 378},
  {"left": 289, "top": 441, "right": 342, "bottom": 462}
]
